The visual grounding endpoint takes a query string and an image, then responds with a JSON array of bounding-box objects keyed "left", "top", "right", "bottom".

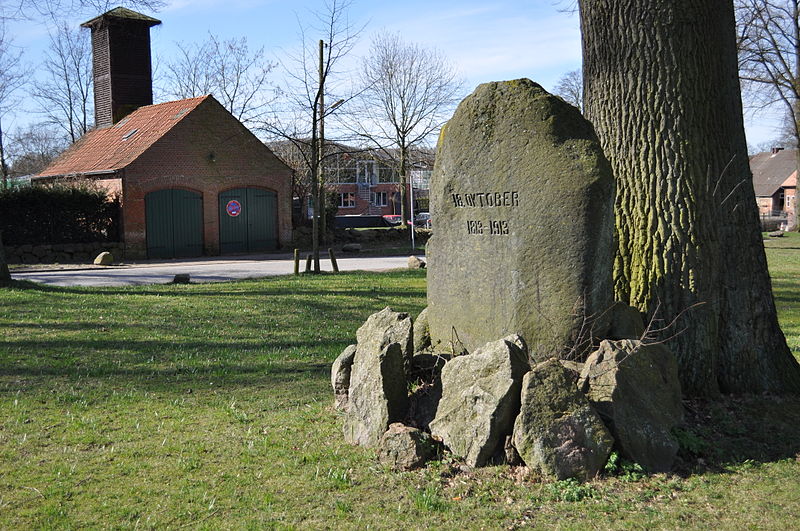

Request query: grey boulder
[
  {"left": 512, "top": 359, "right": 613, "bottom": 480},
  {"left": 429, "top": 335, "right": 530, "bottom": 467},
  {"left": 578, "top": 339, "right": 683, "bottom": 473},
  {"left": 331, "top": 344, "right": 356, "bottom": 410},
  {"left": 377, "top": 423, "right": 440, "bottom": 471},
  {"left": 343, "top": 343, "right": 408, "bottom": 447}
]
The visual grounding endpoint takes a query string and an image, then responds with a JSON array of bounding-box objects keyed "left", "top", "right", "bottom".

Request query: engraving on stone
[
  {"left": 466, "top": 220, "right": 484, "bottom": 235},
  {"left": 452, "top": 191, "right": 520, "bottom": 208}
]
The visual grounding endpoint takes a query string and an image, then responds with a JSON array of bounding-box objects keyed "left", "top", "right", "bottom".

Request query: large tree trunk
[{"left": 580, "top": 0, "right": 800, "bottom": 395}]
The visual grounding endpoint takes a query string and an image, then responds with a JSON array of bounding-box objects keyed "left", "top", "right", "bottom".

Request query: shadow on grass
[{"left": 676, "top": 395, "right": 800, "bottom": 474}]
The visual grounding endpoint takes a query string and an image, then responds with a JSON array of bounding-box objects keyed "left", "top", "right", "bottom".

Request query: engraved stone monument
[{"left": 427, "top": 79, "right": 615, "bottom": 359}]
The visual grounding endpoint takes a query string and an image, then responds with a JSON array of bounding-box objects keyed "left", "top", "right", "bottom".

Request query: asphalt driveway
[{"left": 10, "top": 253, "right": 421, "bottom": 287}]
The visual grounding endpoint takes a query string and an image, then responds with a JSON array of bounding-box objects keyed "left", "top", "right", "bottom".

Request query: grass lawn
[{"left": 1, "top": 239, "right": 800, "bottom": 529}]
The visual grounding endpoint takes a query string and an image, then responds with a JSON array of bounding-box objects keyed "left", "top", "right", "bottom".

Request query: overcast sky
[{"left": 5, "top": 0, "right": 787, "bottom": 150}]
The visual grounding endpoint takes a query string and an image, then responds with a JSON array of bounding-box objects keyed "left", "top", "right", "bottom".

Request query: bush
[{"left": 0, "top": 183, "right": 120, "bottom": 245}]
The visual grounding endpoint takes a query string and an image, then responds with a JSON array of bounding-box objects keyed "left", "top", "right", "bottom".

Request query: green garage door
[
  {"left": 219, "top": 188, "right": 278, "bottom": 254},
  {"left": 145, "top": 189, "right": 203, "bottom": 258}
]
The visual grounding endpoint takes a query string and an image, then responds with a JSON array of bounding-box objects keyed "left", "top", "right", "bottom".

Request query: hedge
[{"left": 0, "top": 184, "right": 120, "bottom": 246}]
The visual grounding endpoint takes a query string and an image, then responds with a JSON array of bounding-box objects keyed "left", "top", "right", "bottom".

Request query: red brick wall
[{"left": 121, "top": 98, "right": 292, "bottom": 258}]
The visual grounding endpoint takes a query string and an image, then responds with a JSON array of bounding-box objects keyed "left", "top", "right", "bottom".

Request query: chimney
[
  {"left": 81, "top": 8, "right": 161, "bottom": 128},
  {"left": 771, "top": 146, "right": 785, "bottom": 154}
]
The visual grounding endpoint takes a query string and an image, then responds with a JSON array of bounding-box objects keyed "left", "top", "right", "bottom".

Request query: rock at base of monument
[
  {"left": 331, "top": 344, "right": 357, "bottom": 411},
  {"left": 607, "top": 302, "right": 646, "bottom": 340},
  {"left": 512, "top": 359, "right": 614, "bottom": 481},
  {"left": 408, "top": 255, "right": 426, "bottom": 269},
  {"left": 578, "top": 339, "right": 683, "bottom": 473},
  {"left": 93, "top": 251, "right": 114, "bottom": 265},
  {"left": 429, "top": 334, "right": 531, "bottom": 467},
  {"left": 377, "top": 423, "right": 441, "bottom": 471},
  {"left": 768, "top": 230, "right": 784, "bottom": 238},
  {"left": 172, "top": 274, "right": 191, "bottom": 284},
  {"left": 356, "top": 307, "right": 413, "bottom": 375},
  {"left": 343, "top": 342, "right": 409, "bottom": 447},
  {"left": 413, "top": 307, "right": 432, "bottom": 354},
  {"left": 342, "top": 243, "right": 362, "bottom": 253}
]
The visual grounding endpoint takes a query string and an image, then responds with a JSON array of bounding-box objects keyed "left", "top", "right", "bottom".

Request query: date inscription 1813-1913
[{"left": 455, "top": 190, "right": 517, "bottom": 237}]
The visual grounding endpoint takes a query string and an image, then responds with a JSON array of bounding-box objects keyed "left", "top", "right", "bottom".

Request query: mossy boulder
[
  {"left": 578, "top": 339, "right": 684, "bottom": 472},
  {"left": 429, "top": 335, "right": 530, "bottom": 467},
  {"left": 426, "top": 79, "right": 615, "bottom": 359},
  {"left": 512, "top": 359, "right": 614, "bottom": 480}
]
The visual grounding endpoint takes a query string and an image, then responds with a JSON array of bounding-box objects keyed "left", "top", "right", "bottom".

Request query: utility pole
[{"left": 319, "top": 40, "right": 327, "bottom": 248}]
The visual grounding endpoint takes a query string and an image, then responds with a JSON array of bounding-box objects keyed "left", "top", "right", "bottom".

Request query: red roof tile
[{"left": 38, "top": 96, "right": 209, "bottom": 177}]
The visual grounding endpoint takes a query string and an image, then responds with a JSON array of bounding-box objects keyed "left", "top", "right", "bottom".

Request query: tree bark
[
  {"left": 580, "top": 0, "right": 800, "bottom": 395},
  {"left": 0, "top": 231, "right": 10, "bottom": 286}
]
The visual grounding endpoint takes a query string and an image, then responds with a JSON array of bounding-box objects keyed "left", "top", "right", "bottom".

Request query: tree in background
[
  {"left": 736, "top": 0, "right": 799, "bottom": 229},
  {"left": 553, "top": 68, "right": 583, "bottom": 111},
  {"left": 580, "top": 0, "right": 800, "bottom": 396},
  {"left": 737, "top": 0, "right": 799, "bottom": 135},
  {"left": 1, "top": 0, "right": 165, "bottom": 21},
  {"left": 7, "top": 123, "right": 66, "bottom": 176},
  {"left": 30, "top": 21, "right": 93, "bottom": 143},
  {"left": 262, "top": 0, "right": 362, "bottom": 273},
  {"left": 0, "top": 23, "right": 27, "bottom": 190},
  {"left": 162, "top": 34, "right": 276, "bottom": 128},
  {"left": 349, "top": 31, "right": 462, "bottom": 224}
]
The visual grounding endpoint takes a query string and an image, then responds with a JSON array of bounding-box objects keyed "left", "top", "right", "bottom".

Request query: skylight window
[
  {"left": 173, "top": 108, "right": 190, "bottom": 119},
  {"left": 122, "top": 129, "right": 138, "bottom": 141},
  {"left": 114, "top": 117, "right": 130, "bottom": 129}
]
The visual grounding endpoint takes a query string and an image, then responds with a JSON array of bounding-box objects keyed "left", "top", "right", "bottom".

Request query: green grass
[{"left": 1, "top": 246, "right": 799, "bottom": 528}]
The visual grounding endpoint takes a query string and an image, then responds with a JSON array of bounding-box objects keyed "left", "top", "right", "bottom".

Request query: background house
[
  {"left": 750, "top": 147, "right": 797, "bottom": 228},
  {"left": 35, "top": 8, "right": 292, "bottom": 259},
  {"left": 272, "top": 140, "right": 433, "bottom": 222}
]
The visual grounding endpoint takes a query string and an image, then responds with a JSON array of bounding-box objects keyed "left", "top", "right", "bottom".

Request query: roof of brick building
[
  {"left": 750, "top": 148, "right": 798, "bottom": 197},
  {"left": 37, "top": 96, "right": 209, "bottom": 178}
]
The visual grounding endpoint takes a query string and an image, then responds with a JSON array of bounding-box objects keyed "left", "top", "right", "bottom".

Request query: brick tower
[{"left": 81, "top": 7, "right": 161, "bottom": 128}]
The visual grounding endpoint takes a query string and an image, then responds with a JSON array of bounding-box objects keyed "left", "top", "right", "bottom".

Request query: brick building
[
  {"left": 750, "top": 147, "right": 797, "bottom": 228},
  {"left": 272, "top": 141, "right": 432, "bottom": 221},
  {"left": 35, "top": 8, "right": 291, "bottom": 259}
]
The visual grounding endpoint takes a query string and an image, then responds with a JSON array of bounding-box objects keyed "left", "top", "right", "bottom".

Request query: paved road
[{"left": 11, "top": 254, "right": 419, "bottom": 287}]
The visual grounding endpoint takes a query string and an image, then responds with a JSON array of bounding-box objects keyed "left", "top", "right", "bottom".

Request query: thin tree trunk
[
  {"left": 581, "top": 0, "right": 800, "bottom": 395},
  {"left": 0, "top": 231, "right": 10, "bottom": 286},
  {"left": 399, "top": 145, "right": 408, "bottom": 224}
]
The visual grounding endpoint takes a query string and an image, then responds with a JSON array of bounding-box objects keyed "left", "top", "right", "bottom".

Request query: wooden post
[
  {"left": 305, "top": 254, "right": 312, "bottom": 273},
  {"left": 293, "top": 249, "right": 300, "bottom": 275},
  {"left": 0, "top": 230, "right": 10, "bottom": 286},
  {"left": 328, "top": 248, "right": 339, "bottom": 273}
]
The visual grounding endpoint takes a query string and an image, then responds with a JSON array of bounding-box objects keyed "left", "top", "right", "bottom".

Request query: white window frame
[{"left": 338, "top": 192, "right": 356, "bottom": 208}]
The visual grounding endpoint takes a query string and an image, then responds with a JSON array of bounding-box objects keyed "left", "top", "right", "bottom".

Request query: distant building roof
[
  {"left": 750, "top": 148, "right": 797, "bottom": 197},
  {"left": 37, "top": 96, "right": 209, "bottom": 178}
]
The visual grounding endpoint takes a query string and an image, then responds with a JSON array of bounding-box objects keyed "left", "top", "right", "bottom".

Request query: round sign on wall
[{"left": 226, "top": 200, "right": 242, "bottom": 217}]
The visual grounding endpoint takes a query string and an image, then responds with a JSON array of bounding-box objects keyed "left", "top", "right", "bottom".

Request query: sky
[{"left": 3, "top": 0, "right": 788, "bottom": 150}]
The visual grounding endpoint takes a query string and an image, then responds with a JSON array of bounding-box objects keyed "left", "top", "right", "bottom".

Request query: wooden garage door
[
  {"left": 145, "top": 189, "right": 203, "bottom": 259},
  {"left": 219, "top": 188, "right": 277, "bottom": 254}
]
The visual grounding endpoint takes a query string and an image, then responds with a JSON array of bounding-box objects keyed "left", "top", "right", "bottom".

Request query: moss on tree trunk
[{"left": 580, "top": 0, "right": 800, "bottom": 395}]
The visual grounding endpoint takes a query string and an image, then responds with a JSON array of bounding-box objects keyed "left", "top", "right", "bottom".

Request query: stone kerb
[{"left": 426, "top": 79, "right": 615, "bottom": 360}]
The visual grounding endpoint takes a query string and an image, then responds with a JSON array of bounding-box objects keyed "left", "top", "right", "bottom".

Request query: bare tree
[
  {"left": 2, "top": 0, "right": 166, "bottom": 21},
  {"left": 351, "top": 31, "right": 463, "bottom": 225},
  {"left": 162, "top": 34, "right": 276, "bottom": 127},
  {"left": 0, "top": 24, "right": 27, "bottom": 189},
  {"left": 30, "top": 21, "right": 93, "bottom": 143},
  {"left": 554, "top": 69, "right": 583, "bottom": 111},
  {"left": 736, "top": 0, "right": 799, "bottom": 229},
  {"left": 261, "top": 0, "right": 362, "bottom": 273},
  {"left": 7, "top": 122, "right": 67, "bottom": 177}
]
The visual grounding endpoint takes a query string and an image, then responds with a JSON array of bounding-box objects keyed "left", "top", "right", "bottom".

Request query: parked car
[
  {"left": 382, "top": 214, "right": 402, "bottom": 226},
  {"left": 414, "top": 212, "right": 432, "bottom": 228}
]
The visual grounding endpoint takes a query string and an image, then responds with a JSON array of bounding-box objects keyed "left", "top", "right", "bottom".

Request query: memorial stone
[{"left": 427, "top": 79, "right": 615, "bottom": 359}]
